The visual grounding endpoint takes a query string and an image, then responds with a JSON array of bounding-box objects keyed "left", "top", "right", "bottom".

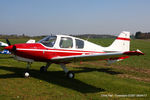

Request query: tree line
[
  {"left": 135, "top": 31, "right": 150, "bottom": 39},
  {"left": 0, "top": 32, "right": 150, "bottom": 39}
]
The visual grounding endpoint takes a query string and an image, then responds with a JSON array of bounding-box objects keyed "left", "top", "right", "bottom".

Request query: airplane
[
  {"left": 0, "top": 41, "right": 8, "bottom": 47},
  {"left": 4, "top": 31, "right": 144, "bottom": 78},
  {"left": 0, "top": 49, "right": 11, "bottom": 54},
  {"left": 0, "top": 41, "right": 10, "bottom": 54}
]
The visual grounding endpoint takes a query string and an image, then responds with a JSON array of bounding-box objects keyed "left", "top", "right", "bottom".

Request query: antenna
[{"left": 86, "top": 35, "right": 90, "bottom": 41}]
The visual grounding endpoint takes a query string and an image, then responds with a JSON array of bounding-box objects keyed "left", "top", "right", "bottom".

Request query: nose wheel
[
  {"left": 23, "top": 62, "right": 32, "bottom": 78},
  {"left": 24, "top": 72, "right": 30, "bottom": 78}
]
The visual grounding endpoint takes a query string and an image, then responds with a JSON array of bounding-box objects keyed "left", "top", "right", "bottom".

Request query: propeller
[
  {"left": 6, "top": 38, "right": 11, "bottom": 46},
  {"left": 5, "top": 38, "right": 17, "bottom": 53}
]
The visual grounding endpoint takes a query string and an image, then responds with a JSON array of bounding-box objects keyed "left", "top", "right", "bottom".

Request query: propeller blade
[
  {"left": 12, "top": 45, "right": 16, "bottom": 52},
  {"left": 6, "top": 38, "right": 11, "bottom": 46}
]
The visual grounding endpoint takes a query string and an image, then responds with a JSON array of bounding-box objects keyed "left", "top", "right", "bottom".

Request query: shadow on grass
[
  {"left": 0, "top": 66, "right": 105, "bottom": 93},
  {"left": 0, "top": 56, "right": 13, "bottom": 59},
  {"left": 74, "top": 67, "right": 122, "bottom": 75}
]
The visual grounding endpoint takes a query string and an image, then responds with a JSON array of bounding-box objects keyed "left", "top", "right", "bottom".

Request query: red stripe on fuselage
[
  {"left": 117, "top": 37, "right": 130, "bottom": 41},
  {"left": 16, "top": 49, "right": 106, "bottom": 62},
  {"left": 14, "top": 43, "right": 106, "bottom": 62},
  {"left": 15, "top": 43, "right": 106, "bottom": 54}
]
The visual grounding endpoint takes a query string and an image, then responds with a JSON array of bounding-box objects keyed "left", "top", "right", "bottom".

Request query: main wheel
[
  {"left": 66, "top": 71, "right": 75, "bottom": 79},
  {"left": 24, "top": 72, "right": 30, "bottom": 78},
  {"left": 40, "top": 66, "right": 47, "bottom": 72}
]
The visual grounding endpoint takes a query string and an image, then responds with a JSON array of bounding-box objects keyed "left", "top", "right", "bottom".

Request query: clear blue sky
[{"left": 0, "top": 0, "right": 150, "bottom": 36}]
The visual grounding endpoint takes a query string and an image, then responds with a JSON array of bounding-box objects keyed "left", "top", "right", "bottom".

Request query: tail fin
[
  {"left": 26, "top": 39, "right": 35, "bottom": 43},
  {"left": 105, "top": 31, "right": 130, "bottom": 52}
]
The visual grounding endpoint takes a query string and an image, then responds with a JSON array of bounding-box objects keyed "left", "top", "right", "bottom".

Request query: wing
[
  {"left": 51, "top": 50, "right": 144, "bottom": 63},
  {"left": 0, "top": 41, "right": 8, "bottom": 47}
]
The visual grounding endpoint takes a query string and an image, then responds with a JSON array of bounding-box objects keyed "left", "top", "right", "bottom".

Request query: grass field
[{"left": 0, "top": 38, "right": 150, "bottom": 100}]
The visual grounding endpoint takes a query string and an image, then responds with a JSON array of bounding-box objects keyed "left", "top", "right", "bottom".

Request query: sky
[{"left": 0, "top": 0, "right": 150, "bottom": 36}]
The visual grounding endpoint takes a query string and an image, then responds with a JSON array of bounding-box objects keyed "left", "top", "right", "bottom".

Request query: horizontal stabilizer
[{"left": 123, "top": 50, "right": 144, "bottom": 55}]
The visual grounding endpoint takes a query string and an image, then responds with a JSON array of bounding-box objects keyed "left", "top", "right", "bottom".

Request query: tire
[
  {"left": 40, "top": 66, "right": 47, "bottom": 72},
  {"left": 24, "top": 72, "right": 30, "bottom": 78},
  {"left": 66, "top": 71, "right": 75, "bottom": 79}
]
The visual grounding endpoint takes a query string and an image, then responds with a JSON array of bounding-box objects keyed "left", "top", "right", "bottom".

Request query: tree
[{"left": 135, "top": 31, "right": 142, "bottom": 39}]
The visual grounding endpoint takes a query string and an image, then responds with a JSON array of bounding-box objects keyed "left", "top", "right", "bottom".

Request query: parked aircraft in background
[
  {"left": 26, "top": 39, "right": 36, "bottom": 43},
  {"left": 0, "top": 41, "right": 8, "bottom": 47},
  {"left": 0, "top": 41, "right": 10, "bottom": 54},
  {"left": 0, "top": 49, "right": 11, "bottom": 54},
  {"left": 4, "top": 31, "right": 144, "bottom": 78}
]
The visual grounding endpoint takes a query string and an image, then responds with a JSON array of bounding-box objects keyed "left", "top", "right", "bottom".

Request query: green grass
[{"left": 0, "top": 38, "right": 150, "bottom": 100}]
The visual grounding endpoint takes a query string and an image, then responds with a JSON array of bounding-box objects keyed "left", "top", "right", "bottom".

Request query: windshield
[{"left": 37, "top": 36, "right": 57, "bottom": 47}]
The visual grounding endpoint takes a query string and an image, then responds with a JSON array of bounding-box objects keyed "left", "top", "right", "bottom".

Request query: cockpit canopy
[
  {"left": 38, "top": 35, "right": 84, "bottom": 49},
  {"left": 37, "top": 36, "right": 57, "bottom": 47}
]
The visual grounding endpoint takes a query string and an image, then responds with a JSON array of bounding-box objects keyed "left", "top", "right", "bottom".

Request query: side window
[
  {"left": 75, "top": 39, "right": 84, "bottom": 49},
  {"left": 60, "top": 37, "right": 73, "bottom": 48}
]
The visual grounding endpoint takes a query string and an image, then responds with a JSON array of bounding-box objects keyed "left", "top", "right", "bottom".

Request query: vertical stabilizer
[{"left": 105, "top": 31, "right": 130, "bottom": 52}]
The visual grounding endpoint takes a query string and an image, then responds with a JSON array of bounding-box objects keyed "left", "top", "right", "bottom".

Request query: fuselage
[{"left": 5, "top": 35, "right": 106, "bottom": 62}]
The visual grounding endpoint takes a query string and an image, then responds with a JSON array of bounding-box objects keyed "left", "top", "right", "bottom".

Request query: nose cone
[{"left": 4, "top": 45, "right": 13, "bottom": 51}]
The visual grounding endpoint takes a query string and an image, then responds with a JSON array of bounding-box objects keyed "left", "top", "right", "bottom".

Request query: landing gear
[
  {"left": 60, "top": 64, "right": 75, "bottom": 79},
  {"left": 66, "top": 71, "right": 74, "bottom": 79},
  {"left": 40, "top": 62, "right": 51, "bottom": 72},
  {"left": 40, "top": 66, "right": 47, "bottom": 72},
  {"left": 24, "top": 62, "right": 32, "bottom": 78},
  {"left": 23, "top": 62, "right": 74, "bottom": 78},
  {"left": 24, "top": 72, "right": 30, "bottom": 78}
]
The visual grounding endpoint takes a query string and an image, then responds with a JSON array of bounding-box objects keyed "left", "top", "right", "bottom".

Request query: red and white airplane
[{"left": 4, "top": 31, "right": 144, "bottom": 78}]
